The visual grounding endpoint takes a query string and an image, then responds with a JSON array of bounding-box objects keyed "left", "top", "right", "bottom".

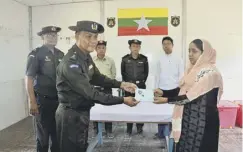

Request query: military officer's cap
[
  {"left": 69, "top": 21, "right": 104, "bottom": 34},
  {"left": 97, "top": 40, "right": 107, "bottom": 46},
  {"left": 128, "top": 39, "right": 142, "bottom": 45},
  {"left": 37, "top": 26, "right": 61, "bottom": 36}
]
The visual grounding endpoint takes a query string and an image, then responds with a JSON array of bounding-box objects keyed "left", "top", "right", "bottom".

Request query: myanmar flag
[{"left": 117, "top": 8, "right": 168, "bottom": 36}]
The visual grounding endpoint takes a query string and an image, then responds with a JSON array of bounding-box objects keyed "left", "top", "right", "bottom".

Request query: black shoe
[
  {"left": 153, "top": 133, "right": 159, "bottom": 140},
  {"left": 136, "top": 132, "right": 144, "bottom": 138},
  {"left": 107, "top": 132, "right": 115, "bottom": 139},
  {"left": 137, "top": 129, "right": 143, "bottom": 134},
  {"left": 125, "top": 133, "right": 132, "bottom": 139}
]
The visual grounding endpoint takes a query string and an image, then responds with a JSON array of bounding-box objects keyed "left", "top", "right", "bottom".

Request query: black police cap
[
  {"left": 69, "top": 20, "right": 104, "bottom": 34},
  {"left": 37, "top": 26, "right": 61, "bottom": 36},
  {"left": 97, "top": 40, "right": 107, "bottom": 46},
  {"left": 128, "top": 39, "right": 142, "bottom": 45}
]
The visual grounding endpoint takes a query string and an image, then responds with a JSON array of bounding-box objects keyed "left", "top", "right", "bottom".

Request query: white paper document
[{"left": 135, "top": 89, "right": 154, "bottom": 102}]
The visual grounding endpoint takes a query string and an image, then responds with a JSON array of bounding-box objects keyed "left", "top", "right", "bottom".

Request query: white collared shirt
[{"left": 155, "top": 52, "right": 184, "bottom": 90}]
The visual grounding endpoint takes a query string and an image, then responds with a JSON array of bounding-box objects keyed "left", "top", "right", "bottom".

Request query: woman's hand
[
  {"left": 153, "top": 97, "right": 168, "bottom": 104},
  {"left": 154, "top": 88, "right": 163, "bottom": 97}
]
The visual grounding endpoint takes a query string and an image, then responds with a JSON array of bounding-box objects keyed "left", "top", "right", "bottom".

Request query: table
[{"left": 87, "top": 102, "right": 174, "bottom": 152}]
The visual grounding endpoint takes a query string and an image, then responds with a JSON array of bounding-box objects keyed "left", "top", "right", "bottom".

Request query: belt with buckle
[{"left": 94, "top": 86, "right": 104, "bottom": 90}]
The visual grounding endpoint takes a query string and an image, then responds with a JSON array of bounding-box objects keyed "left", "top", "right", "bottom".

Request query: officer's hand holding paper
[
  {"left": 120, "top": 82, "right": 137, "bottom": 93},
  {"left": 135, "top": 88, "right": 154, "bottom": 102}
]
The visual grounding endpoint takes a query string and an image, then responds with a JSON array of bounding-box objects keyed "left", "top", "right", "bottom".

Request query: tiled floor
[{"left": 0, "top": 117, "right": 242, "bottom": 152}]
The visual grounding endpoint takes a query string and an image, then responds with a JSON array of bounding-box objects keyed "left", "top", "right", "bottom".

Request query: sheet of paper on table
[{"left": 135, "top": 88, "right": 154, "bottom": 102}]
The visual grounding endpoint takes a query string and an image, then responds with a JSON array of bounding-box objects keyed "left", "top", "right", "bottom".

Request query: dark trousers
[
  {"left": 125, "top": 90, "right": 144, "bottom": 134},
  {"left": 56, "top": 104, "right": 90, "bottom": 152},
  {"left": 158, "top": 87, "right": 180, "bottom": 138},
  {"left": 34, "top": 95, "right": 59, "bottom": 152},
  {"left": 93, "top": 87, "right": 113, "bottom": 134},
  {"left": 93, "top": 122, "right": 112, "bottom": 133}
]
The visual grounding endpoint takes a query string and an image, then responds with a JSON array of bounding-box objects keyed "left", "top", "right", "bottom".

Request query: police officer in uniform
[
  {"left": 25, "top": 26, "right": 64, "bottom": 152},
  {"left": 55, "top": 21, "right": 139, "bottom": 152},
  {"left": 121, "top": 39, "right": 149, "bottom": 136},
  {"left": 92, "top": 40, "right": 117, "bottom": 138}
]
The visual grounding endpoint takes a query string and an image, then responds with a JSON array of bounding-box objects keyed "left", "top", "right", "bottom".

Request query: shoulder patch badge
[{"left": 70, "top": 64, "right": 79, "bottom": 68}]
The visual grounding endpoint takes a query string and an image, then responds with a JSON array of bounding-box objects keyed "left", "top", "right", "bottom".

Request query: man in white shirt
[{"left": 154, "top": 36, "right": 184, "bottom": 141}]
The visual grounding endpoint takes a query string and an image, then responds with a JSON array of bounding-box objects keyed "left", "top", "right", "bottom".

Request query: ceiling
[{"left": 13, "top": 0, "right": 102, "bottom": 6}]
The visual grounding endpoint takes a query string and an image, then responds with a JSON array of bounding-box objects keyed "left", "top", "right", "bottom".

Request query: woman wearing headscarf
[{"left": 153, "top": 39, "right": 223, "bottom": 152}]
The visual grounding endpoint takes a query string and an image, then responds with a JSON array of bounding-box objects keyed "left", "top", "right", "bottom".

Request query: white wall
[
  {"left": 186, "top": 0, "right": 242, "bottom": 100},
  {"left": 32, "top": 0, "right": 183, "bottom": 89},
  {"left": 103, "top": 0, "right": 182, "bottom": 89},
  {"left": 0, "top": 0, "right": 29, "bottom": 130},
  {"left": 32, "top": 0, "right": 242, "bottom": 100},
  {"left": 32, "top": 1, "right": 101, "bottom": 52}
]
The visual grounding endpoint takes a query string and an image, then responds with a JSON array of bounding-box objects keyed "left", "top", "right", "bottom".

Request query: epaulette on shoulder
[
  {"left": 29, "top": 47, "right": 40, "bottom": 56},
  {"left": 122, "top": 54, "right": 129, "bottom": 59},
  {"left": 140, "top": 54, "right": 147, "bottom": 58},
  {"left": 69, "top": 51, "right": 77, "bottom": 61}
]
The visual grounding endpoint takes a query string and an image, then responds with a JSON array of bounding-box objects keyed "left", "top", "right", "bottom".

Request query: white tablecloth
[{"left": 90, "top": 102, "right": 174, "bottom": 123}]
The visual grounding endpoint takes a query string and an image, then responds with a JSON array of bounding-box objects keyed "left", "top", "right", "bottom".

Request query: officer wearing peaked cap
[
  {"left": 55, "top": 21, "right": 139, "bottom": 152},
  {"left": 25, "top": 26, "right": 63, "bottom": 152},
  {"left": 121, "top": 39, "right": 149, "bottom": 137}
]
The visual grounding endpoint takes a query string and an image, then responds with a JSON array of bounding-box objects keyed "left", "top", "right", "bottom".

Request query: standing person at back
[
  {"left": 154, "top": 36, "right": 184, "bottom": 142},
  {"left": 25, "top": 26, "right": 64, "bottom": 152},
  {"left": 121, "top": 39, "right": 149, "bottom": 137},
  {"left": 92, "top": 40, "right": 117, "bottom": 138}
]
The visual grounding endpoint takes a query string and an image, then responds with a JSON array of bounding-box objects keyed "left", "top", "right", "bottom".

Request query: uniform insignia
[
  {"left": 70, "top": 64, "right": 79, "bottom": 68},
  {"left": 51, "top": 27, "right": 56, "bottom": 31},
  {"left": 89, "top": 64, "right": 93, "bottom": 70},
  {"left": 91, "top": 23, "right": 98, "bottom": 31},
  {"left": 134, "top": 40, "right": 138, "bottom": 42},
  {"left": 58, "top": 59, "right": 62, "bottom": 62},
  {"left": 70, "top": 54, "right": 77, "bottom": 60},
  {"left": 107, "top": 17, "right": 116, "bottom": 28},
  {"left": 171, "top": 16, "right": 180, "bottom": 27},
  {"left": 139, "top": 62, "right": 143, "bottom": 63},
  {"left": 45, "top": 56, "right": 51, "bottom": 61}
]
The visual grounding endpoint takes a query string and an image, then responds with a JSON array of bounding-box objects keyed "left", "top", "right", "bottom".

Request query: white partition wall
[
  {"left": 0, "top": 0, "right": 29, "bottom": 130},
  {"left": 185, "top": 0, "right": 242, "bottom": 100}
]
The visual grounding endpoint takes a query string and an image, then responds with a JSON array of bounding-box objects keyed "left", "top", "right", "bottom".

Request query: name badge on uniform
[
  {"left": 136, "top": 81, "right": 140, "bottom": 84},
  {"left": 58, "top": 59, "right": 62, "bottom": 62},
  {"left": 139, "top": 62, "right": 143, "bottom": 64},
  {"left": 89, "top": 64, "right": 93, "bottom": 70},
  {"left": 45, "top": 56, "right": 51, "bottom": 62}
]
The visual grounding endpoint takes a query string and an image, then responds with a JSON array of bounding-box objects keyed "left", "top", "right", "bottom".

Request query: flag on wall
[{"left": 117, "top": 8, "right": 168, "bottom": 36}]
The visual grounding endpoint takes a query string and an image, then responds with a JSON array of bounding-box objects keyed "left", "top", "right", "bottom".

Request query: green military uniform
[
  {"left": 55, "top": 21, "right": 124, "bottom": 152},
  {"left": 92, "top": 41, "right": 116, "bottom": 136}
]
